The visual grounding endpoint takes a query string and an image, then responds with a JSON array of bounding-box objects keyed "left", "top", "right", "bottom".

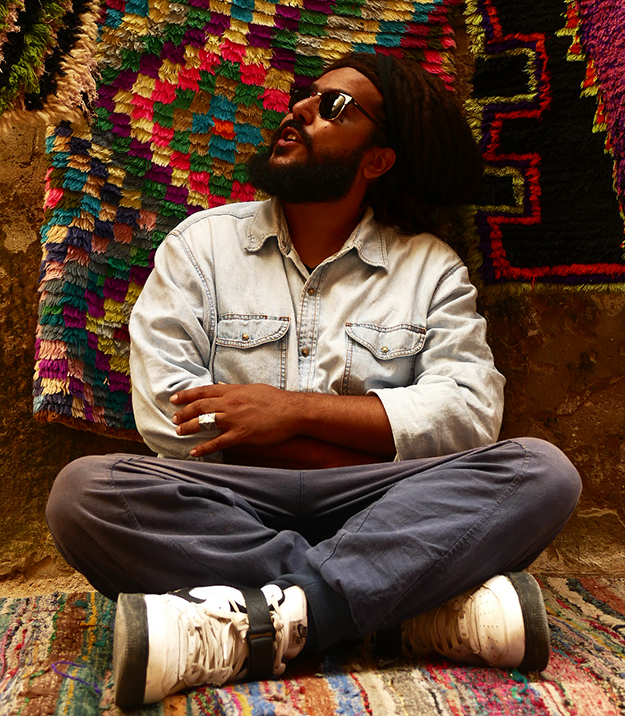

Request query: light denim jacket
[{"left": 129, "top": 198, "right": 505, "bottom": 461}]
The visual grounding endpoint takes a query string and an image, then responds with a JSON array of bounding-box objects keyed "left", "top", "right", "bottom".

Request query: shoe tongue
[
  {"left": 265, "top": 585, "right": 308, "bottom": 662},
  {"left": 283, "top": 620, "right": 308, "bottom": 661}
]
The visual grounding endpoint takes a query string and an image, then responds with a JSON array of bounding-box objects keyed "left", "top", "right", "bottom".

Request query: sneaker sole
[
  {"left": 113, "top": 593, "right": 150, "bottom": 709},
  {"left": 505, "top": 572, "right": 550, "bottom": 672}
]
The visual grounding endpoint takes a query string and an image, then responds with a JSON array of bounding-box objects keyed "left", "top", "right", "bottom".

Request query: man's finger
[
  {"left": 190, "top": 434, "right": 237, "bottom": 458},
  {"left": 173, "top": 399, "right": 220, "bottom": 426},
  {"left": 175, "top": 411, "right": 226, "bottom": 436},
  {"left": 170, "top": 384, "right": 227, "bottom": 405}
]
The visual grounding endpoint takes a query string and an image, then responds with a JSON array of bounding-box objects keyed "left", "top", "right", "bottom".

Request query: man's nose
[{"left": 291, "top": 94, "right": 319, "bottom": 125}]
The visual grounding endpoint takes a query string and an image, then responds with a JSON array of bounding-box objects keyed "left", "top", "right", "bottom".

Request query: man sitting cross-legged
[{"left": 46, "top": 53, "right": 581, "bottom": 708}]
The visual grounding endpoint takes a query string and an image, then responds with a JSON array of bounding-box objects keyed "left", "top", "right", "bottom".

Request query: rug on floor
[
  {"left": 1, "top": 576, "right": 625, "bottom": 715},
  {"left": 32, "top": 0, "right": 461, "bottom": 437},
  {"left": 463, "top": 0, "right": 625, "bottom": 295}
]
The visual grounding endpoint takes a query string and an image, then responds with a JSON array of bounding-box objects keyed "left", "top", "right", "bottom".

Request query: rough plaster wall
[
  {"left": 1, "top": 124, "right": 624, "bottom": 583},
  {"left": 487, "top": 295, "right": 625, "bottom": 574}
]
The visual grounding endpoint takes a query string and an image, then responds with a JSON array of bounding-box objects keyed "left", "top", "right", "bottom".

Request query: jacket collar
[{"left": 246, "top": 197, "right": 389, "bottom": 270}]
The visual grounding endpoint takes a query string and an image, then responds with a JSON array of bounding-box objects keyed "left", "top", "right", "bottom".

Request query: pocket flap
[
  {"left": 345, "top": 323, "right": 425, "bottom": 359},
  {"left": 216, "top": 315, "right": 290, "bottom": 348}
]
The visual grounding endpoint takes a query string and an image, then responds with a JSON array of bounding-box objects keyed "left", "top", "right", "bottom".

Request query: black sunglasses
[{"left": 288, "top": 87, "right": 386, "bottom": 134}]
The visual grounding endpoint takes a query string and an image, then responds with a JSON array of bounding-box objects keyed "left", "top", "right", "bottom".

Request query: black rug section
[{"left": 471, "top": 0, "right": 624, "bottom": 277}]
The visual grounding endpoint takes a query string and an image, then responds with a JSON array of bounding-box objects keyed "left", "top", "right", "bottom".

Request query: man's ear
[{"left": 362, "top": 146, "right": 396, "bottom": 180}]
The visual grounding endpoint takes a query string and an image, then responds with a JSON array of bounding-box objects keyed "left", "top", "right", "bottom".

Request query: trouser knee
[
  {"left": 519, "top": 437, "right": 581, "bottom": 523},
  {"left": 46, "top": 455, "right": 109, "bottom": 551}
]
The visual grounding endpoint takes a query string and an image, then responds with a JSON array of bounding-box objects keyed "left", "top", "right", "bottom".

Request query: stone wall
[
  {"left": 1, "top": 121, "right": 624, "bottom": 585},
  {"left": 487, "top": 293, "right": 625, "bottom": 573}
]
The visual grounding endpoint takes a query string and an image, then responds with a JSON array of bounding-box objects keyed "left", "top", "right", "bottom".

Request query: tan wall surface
[
  {"left": 1, "top": 120, "right": 624, "bottom": 586},
  {"left": 486, "top": 294, "right": 625, "bottom": 574}
]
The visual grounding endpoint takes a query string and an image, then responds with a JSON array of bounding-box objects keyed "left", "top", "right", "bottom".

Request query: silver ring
[{"left": 198, "top": 412, "right": 217, "bottom": 431}]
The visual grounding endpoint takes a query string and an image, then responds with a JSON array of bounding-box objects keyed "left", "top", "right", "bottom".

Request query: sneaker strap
[{"left": 241, "top": 589, "right": 276, "bottom": 681}]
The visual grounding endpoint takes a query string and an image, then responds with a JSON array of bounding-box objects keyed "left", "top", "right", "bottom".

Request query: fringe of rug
[{"left": 0, "top": 0, "right": 101, "bottom": 132}]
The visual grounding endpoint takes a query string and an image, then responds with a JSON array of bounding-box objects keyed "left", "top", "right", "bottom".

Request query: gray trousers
[{"left": 46, "top": 438, "right": 581, "bottom": 646}]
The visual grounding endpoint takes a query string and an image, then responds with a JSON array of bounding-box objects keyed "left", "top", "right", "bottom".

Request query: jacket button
[
  {"left": 307, "top": 287, "right": 315, "bottom": 295},
  {"left": 301, "top": 347, "right": 310, "bottom": 357},
  {"left": 242, "top": 333, "right": 250, "bottom": 341},
  {"left": 381, "top": 346, "right": 389, "bottom": 353}
]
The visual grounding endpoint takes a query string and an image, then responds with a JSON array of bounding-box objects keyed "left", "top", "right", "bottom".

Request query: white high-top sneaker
[
  {"left": 403, "top": 573, "right": 550, "bottom": 671},
  {"left": 113, "top": 583, "right": 308, "bottom": 709}
]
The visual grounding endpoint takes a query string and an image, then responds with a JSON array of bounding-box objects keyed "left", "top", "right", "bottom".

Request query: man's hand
[
  {"left": 171, "top": 383, "right": 396, "bottom": 461},
  {"left": 171, "top": 383, "right": 303, "bottom": 457}
]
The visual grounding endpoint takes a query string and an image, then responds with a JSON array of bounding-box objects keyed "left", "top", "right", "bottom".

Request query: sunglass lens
[{"left": 319, "top": 92, "right": 346, "bottom": 120}]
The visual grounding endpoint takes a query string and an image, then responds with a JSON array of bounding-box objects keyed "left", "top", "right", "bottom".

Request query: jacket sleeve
[
  {"left": 129, "top": 232, "right": 222, "bottom": 461},
  {"left": 369, "top": 263, "right": 505, "bottom": 460}
]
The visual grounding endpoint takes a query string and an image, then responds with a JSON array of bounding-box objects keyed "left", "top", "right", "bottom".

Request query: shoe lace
[
  {"left": 179, "top": 601, "right": 250, "bottom": 687},
  {"left": 405, "top": 595, "right": 478, "bottom": 657},
  {"left": 177, "top": 595, "right": 287, "bottom": 686},
  {"left": 271, "top": 616, "right": 289, "bottom": 675}
]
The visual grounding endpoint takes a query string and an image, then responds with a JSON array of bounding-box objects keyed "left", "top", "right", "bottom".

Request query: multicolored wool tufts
[{"left": 33, "top": 0, "right": 461, "bottom": 435}]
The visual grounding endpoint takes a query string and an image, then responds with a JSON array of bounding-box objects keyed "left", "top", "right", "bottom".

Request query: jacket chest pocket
[
  {"left": 342, "top": 322, "right": 426, "bottom": 395},
  {"left": 213, "top": 315, "right": 290, "bottom": 389}
]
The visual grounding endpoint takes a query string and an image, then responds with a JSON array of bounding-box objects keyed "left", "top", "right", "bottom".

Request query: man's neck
[{"left": 281, "top": 194, "right": 366, "bottom": 268}]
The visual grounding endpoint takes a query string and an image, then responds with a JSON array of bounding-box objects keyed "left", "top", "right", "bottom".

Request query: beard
[{"left": 246, "top": 119, "right": 366, "bottom": 203}]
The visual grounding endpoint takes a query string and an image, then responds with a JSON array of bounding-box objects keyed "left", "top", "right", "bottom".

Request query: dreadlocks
[{"left": 324, "top": 53, "right": 483, "bottom": 234}]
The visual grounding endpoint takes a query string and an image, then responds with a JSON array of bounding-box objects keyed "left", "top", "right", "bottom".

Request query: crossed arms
[
  {"left": 128, "top": 213, "right": 505, "bottom": 468},
  {"left": 170, "top": 382, "right": 396, "bottom": 468}
]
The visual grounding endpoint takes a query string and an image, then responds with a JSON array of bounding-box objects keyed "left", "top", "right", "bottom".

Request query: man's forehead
[{"left": 312, "top": 67, "right": 380, "bottom": 99}]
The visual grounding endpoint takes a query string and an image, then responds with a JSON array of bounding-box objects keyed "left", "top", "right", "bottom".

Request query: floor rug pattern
[
  {"left": 1, "top": 576, "right": 625, "bottom": 714},
  {"left": 32, "top": 0, "right": 460, "bottom": 437},
  {"left": 0, "top": 0, "right": 100, "bottom": 131},
  {"left": 463, "top": 0, "right": 625, "bottom": 294}
]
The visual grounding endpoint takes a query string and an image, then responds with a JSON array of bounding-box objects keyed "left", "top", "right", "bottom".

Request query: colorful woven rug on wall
[
  {"left": 463, "top": 0, "right": 625, "bottom": 295},
  {"left": 32, "top": 0, "right": 460, "bottom": 437},
  {"left": 2, "top": 577, "right": 625, "bottom": 715},
  {"left": 0, "top": 0, "right": 100, "bottom": 131}
]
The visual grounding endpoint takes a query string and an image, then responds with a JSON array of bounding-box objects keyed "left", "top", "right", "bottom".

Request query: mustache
[{"left": 270, "top": 118, "right": 313, "bottom": 153}]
